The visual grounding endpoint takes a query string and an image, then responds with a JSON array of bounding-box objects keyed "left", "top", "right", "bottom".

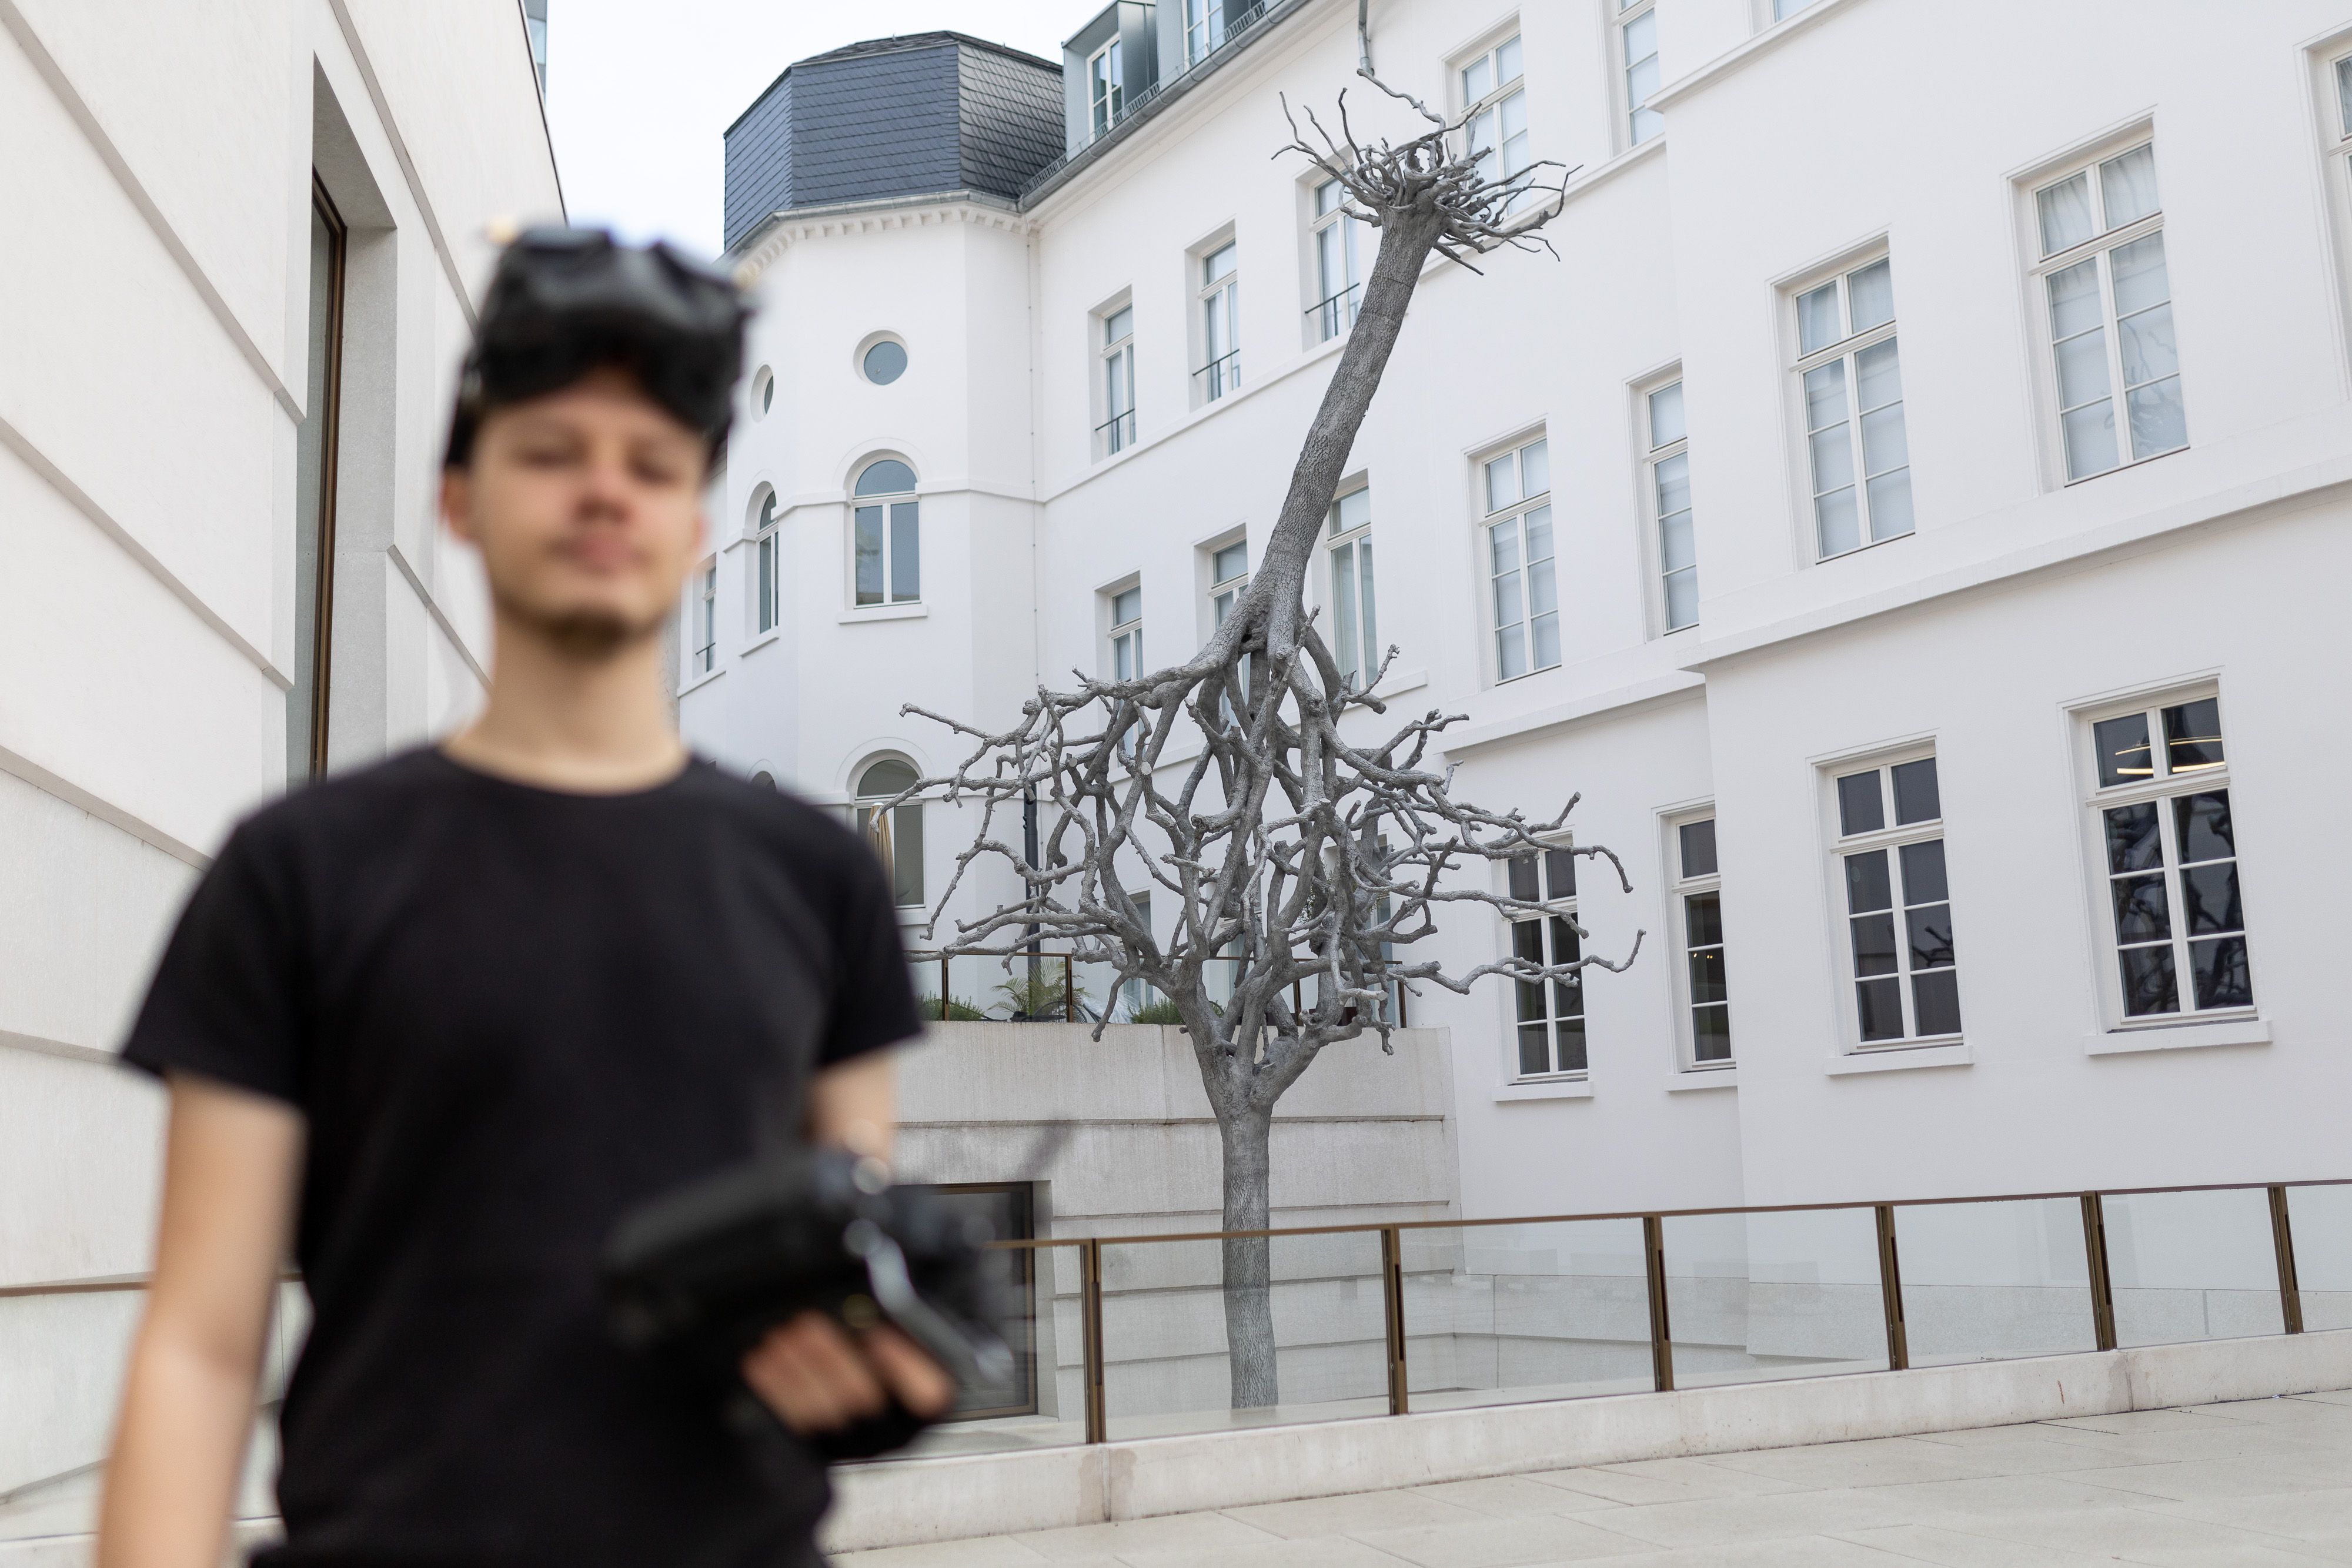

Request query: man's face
[{"left": 442, "top": 368, "right": 708, "bottom": 653}]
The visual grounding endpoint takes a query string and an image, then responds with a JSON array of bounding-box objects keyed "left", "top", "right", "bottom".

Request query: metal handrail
[
  {"left": 1192, "top": 349, "right": 1242, "bottom": 401},
  {"left": 967, "top": 1174, "right": 2345, "bottom": 1440},
  {"left": 1093, "top": 408, "right": 1137, "bottom": 456},
  {"left": 1305, "top": 283, "right": 1360, "bottom": 342}
]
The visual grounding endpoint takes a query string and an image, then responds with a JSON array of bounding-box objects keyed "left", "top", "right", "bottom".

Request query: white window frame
[
  {"left": 692, "top": 559, "right": 717, "bottom": 676},
  {"left": 1824, "top": 747, "right": 1963, "bottom": 1051},
  {"left": 2313, "top": 39, "right": 2352, "bottom": 377},
  {"left": 1105, "top": 580, "right": 1145, "bottom": 760},
  {"left": 1207, "top": 536, "right": 1250, "bottom": 629},
  {"left": 1668, "top": 810, "right": 1732, "bottom": 1071},
  {"left": 1325, "top": 485, "right": 1377, "bottom": 689},
  {"left": 2024, "top": 134, "right": 2186, "bottom": 486},
  {"left": 752, "top": 489, "right": 780, "bottom": 636},
  {"left": 1639, "top": 370, "right": 1696, "bottom": 634},
  {"left": 1503, "top": 844, "right": 1586, "bottom": 1082},
  {"left": 1097, "top": 300, "right": 1137, "bottom": 458},
  {"left": 1478, "top": 433, "right": 1557, "bottom": 683},
  {"left": 1457, "top": 28, "right": 1532, "bottom": 218},
  {"left": 1088, "top": 37, "right": 1124, "bottom": 141},
  {"left": 1789, "top": 250, "right": 1913, "bottom": 561},
  {"left": 1195, "top": 239, "right": 1241, "bottom": 405},
  {"left": 1308, "top": 175, "right": 1364, "bottom": 345},
  {"left": 2074, "top": 684, "right": 2254, "bottom": 1032},
  {"left": 1618, "top": 0, "right": 1662, "bottom": 149},
  {"left": 849, "top": 460, "right": 920, "bottom": 609},
  {"left": 1183, "top": 0, "right": 1226, "bottom": 66}
]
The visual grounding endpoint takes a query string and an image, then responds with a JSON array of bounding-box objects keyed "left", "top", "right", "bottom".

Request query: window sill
[
  {"left": 1825, "top": 1039, "right": 1972, "bottom": 1076},
  {"left": 1493, "top": 1076, "right": 1592, "bottom": 1102},
  {"left": 838, "top": 603, "right": 928, "bottom": 625},
  {"left": 739, "top": 628, "right": 782, "bottom": 657},
  {"left": 1666, "top": 1066, "right": 1737, "bottom": 1091},
  {"left": 678, "top": 665, "right": 726, "bottom": 698},
  {"left": 2085, "top": 1015, "right": 2269, "bottom": 1057}
]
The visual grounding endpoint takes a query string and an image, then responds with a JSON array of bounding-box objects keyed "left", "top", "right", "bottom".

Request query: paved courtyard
[{"left": 837, "top": 1390, "right": 2352, "bottom": 1567}]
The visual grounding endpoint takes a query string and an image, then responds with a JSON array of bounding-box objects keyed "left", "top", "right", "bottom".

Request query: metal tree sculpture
[{"left": 902, "top": 77, "right": 1641, "bottom": 1409}]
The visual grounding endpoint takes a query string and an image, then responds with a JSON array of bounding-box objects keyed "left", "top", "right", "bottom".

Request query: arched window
[
  {"left": 851, "top": 459, "right": 919, "bottom": 608},
  {"left": 854, "top": 757, "right": 923, "bottom": 907},
  {"left": 751, "top": 486, "right": 780, "bottom": 634}
]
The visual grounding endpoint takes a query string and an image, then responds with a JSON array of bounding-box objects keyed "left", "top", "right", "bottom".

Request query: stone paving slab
[{"left": 834, "top": 1392, "right": 2352, "bottom": 1566}]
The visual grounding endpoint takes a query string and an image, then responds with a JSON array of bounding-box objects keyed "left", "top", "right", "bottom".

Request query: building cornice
[{"left": 727, "top": 191, "right": 1033, "bottom": 278}]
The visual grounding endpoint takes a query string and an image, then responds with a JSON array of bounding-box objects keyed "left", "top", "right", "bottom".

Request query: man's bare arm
[
  {"left": 98, "top": 1075, "right": 302, "bottom": 1568},
  {"left": 740, "top": 1049, "right": 953, "bottom": 1430}
]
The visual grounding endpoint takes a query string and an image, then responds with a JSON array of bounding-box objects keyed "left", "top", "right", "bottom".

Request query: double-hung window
[
  {"left": 1197, "top": 242, "right": 1240, "bottom": 403},
  {"left": 1183, "top": 0, "right": 1225, "bottom": 65},
  {"left": 1507, "top": 847, "right": 1585, "bottom": 1077},
  {"left": 851, "top": 458, "right": 919, "bottom": 607},
  {"left": 2032, "top": 142, "right": 2184, "bottom": 482},
  {"left": 1675, "top": 817, "right": 1732, "bottom": 1066},
  {"left": 1461, "top": 34, "right": 1531, "bottom": 212},
  {"left": 754, "top": 490, "right": 779, "bottom": 635},
  {"left": 1326, "top": 488, "right": 1378, "bottom": 689},
  {"left": 854, "top": 758, "right": 925, "bottom": 908},
  {"left": 693, "top": 561, "right": 716, "bottom": 676},
  {"left": 1644, "top": 379, "right": 1697, "bottom": 631},
  {"left": 1209, "top": 540, "right": 1249, "bottom": 714},
  {"left": 1482, "top": 436, "right": 1556, "bottom": 680},
  {"left": 1088, "top": 38, "right": 1123, "bottom": 139},
  {"left": 1619, "top": 0, "right": 1662, "bottom": 146},
  {"left": 1098, "top": 305, "right": 1136, "bottom": 456},
  {"left": 1108, "top": 584, "right": 1144, "bottom": 760},
  {"left": 1832, "top": 754, "right": 1961, "bottom": 1045},
  {"left": 1309, "top": 177, "right": 1364, "bottom": 343},
  {"left": 1795, "top": 256, "right": 1912, "bottom": 559},
  {"left": 2087, "top": 693, "right": 2252, "bottom": 1021}
]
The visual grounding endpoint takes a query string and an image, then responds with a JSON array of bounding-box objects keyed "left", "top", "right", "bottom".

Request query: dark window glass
[
  {"left": 1890, "top": 757, "right": 1940, "bottom": 824},
  {"left": 2162, "top": 697, "right": 2224, "bottom": 775},
  {"left": 1555, "top": 1017, "right": 1588, "bottom": 1073},
  {"left": 2110, "top": 874, "right": 2171, "bottom": 943},
  {"left": 1508, "top": 855, "right": 1539, "bottom": 903},
  {"left": 1836, "top": 770, "right": 1885, "bottom": 836},
  {"left": 2180, "top": 862, "right": 2242, "bottom": 936},
  {"left": 1851, "top": 912, "right": 1899, "bottom": 977},
  {"left": 2174, "top": 790, "right": 2234, "bottom": 862},
  {"left": 889, "top": 501, "right": 920, "bottom": 603},
  {"left": 1549, "top": 917, "right": 1583, "bottom": 1022},
  {"left": 1857, "top": 976, "right": 1905, "bottom": 1040},
  {"left": 1512, "top": 919, "right": 1545, "bottom": 1022},
  {"left": 1683, "top": 890, "right": 1723, "bottom": 948},
  {"left": 1678, "top": 819, "right": 1718, "bottom": 878},
  {"left": 1897, "top": 838, "right": 1947, "bottom": 904},
  {"left": 1693, "top": 1004, "right": 1732, "bottom": 1062},
  {"left": 1688, "top": 944, "right": 1728, "bottom": 1005},
  {"left": 1519, "top": 1025, "right": 1552, "bottom": 1076},
  {"left": 863, "top": 339, "right": 908, "bottom": 385},
  {"left": 2102, "top": 803, "right": 2162, "bottom": 874},
  {"left": 1912, "top": 969, "right": 1962, "bottom": 1036},
  {"left": 1905, "top": 904, "right": 1956, "bottom": 970},
  {"left": 2119, "top": 944, "right": 2179, "bottom": 1016},
  {"left": 854, "top": 457, "right": 917, "bottom": 496},
  {"left": 2189, "top": 935, "right": 2251, "bottom": 1010},
  {"left": 853, "top": 505, "right": 884, "bottom": 604},
  {"left": 1843, "top": 850, "right": 1893, "bottom": 914},
  {"left": 2093, "top": 711, "right": 2154, "bottom": 787},
  {"left": 916, "top": 1185, "right": 1035, "bottom": 1416},
  {"left": 1544, "top": 847, "right": 1577, "bottom": 899}
]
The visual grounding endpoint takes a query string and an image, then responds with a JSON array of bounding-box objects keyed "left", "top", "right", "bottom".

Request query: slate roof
[{"left": 723, "top": 32, "right": 1063, "bottom": 251}]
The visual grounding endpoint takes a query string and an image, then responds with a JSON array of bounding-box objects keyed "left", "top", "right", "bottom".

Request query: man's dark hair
[{"left": 444, "top": 227, "right": 753, "bottom": 470}]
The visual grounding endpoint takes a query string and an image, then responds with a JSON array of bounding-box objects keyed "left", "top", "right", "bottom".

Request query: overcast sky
[{"left": 543, "top": 0, "right": 1078, "bottom": 259}]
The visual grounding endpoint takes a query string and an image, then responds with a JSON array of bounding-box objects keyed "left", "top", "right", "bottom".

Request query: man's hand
[{"left": 739, "top": 1312, "right": 956, "bottom": 1434}]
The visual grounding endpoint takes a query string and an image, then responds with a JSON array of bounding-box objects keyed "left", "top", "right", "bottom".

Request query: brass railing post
[
  {"left": 1874, "top": 1204, "right": 1909, "bottom": 1372},
  {"left": 1643, "top": 1214, "right": 1674, "bottom": 1393},
  {"left": 1080, "top": 1237, "right": 1107, "bottom": 1443},
  {"left": 2081, "top": 1193, "right": 2118, "bottom": 1352},
  {"left": 1381, "top": 1225, "right": 1409, "bottom": 1416},
  {"left": 1064, "top": 954, "right": 1077, "bottom": 1023},
  {"left": 939, "top": 955, "right": 950, "bottom": 1016},
  {"left": 2270, "top": 1185, "right": 2304, "bottom": 1335}
]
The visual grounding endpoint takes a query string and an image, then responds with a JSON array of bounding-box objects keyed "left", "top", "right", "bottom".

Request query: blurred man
[{"left": 99, "top": 230, "right": 947, "bottom": 1568}]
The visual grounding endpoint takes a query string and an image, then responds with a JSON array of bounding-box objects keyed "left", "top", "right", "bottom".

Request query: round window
[
  {"left": 862, "top": 339, "right": 908, "bottom": 385},
  {"left": 751, "top": 365, "right": 775, "bottom": 418}
]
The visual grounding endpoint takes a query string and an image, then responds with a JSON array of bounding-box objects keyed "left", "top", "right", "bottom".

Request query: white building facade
[
  {"left": 0, "top": 0, "right": 560, "bottom": 1526},
  {"left": 693, "top": 0, "right": 2352, "bottom": 1228}
]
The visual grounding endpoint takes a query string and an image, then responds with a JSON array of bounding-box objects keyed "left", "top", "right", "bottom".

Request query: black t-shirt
[{"left": 122, "top": 748, "right": 923, "bottom": 1567}]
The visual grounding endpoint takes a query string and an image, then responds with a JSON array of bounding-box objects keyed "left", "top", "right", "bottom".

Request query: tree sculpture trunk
[
  {"left": 1217, "top": 1105, "right": 1277, "bottom": 1408},
  {"left": 900, "top": 78, "right": 1629, "bottom": 1418}
]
